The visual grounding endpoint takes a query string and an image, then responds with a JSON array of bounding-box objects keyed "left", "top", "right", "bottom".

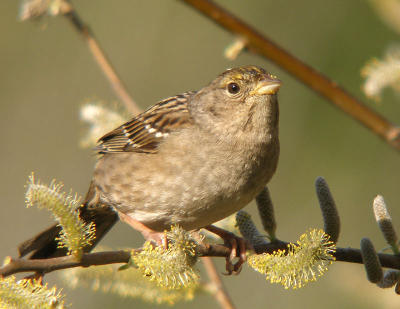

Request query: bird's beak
[{"left": 251, "top": 77, "right": 282, "bottom": 95}]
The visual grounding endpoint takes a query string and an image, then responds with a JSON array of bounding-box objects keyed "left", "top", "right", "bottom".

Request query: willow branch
[
  {"left": 180, "top": 0, "right": 400, "bottom": 151},
  {"left": 2, "top": 243, "right": 400, "bottom": 278},
  {"left": 0, "top": 250, "right": 130, "bottom": 278},
  {"left": 202, "top": 257, "right": 236, "bottom": 309},
  {"left": 63, "top": 7, "right": 140, "bottom": 114}
]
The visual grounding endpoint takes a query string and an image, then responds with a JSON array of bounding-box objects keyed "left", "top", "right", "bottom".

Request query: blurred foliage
[
  {"left": 61, "top": 264, "right": 197, "bottom": 306},
  {"left": 80, "top": 102, "right": 129, "bottom": 148},
  {"left": 0, "top": 275, "right": 64, "bottom": 309},
  {"left": 362, "top": 46, "right": 400, "bottom": 100},
  {"left": 19, "top": 0, "right": 71, "bottom": 20}
]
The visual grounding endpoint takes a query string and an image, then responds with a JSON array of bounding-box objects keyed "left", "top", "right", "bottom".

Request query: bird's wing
[{"left": 96, "top": 91, "right": 196, "bottom": 154}]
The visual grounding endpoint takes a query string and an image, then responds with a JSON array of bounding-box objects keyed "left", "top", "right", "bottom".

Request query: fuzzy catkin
[
  {"left": 360, "top": 238, "right": 383, "bottom": 283},
  {"left": 255, "top": 187, "right": 276, "bottom": 239},
  {"left": 373, "top": 195, "right": 398, "bottom": 249},
  {"left": 247, "top": 229, "right": 335, "bottom": 289},
  {"left": 0, "top": 276, "right": 64, "bottom": 309},
  {"left": 61, "top": 264, "right": 196, "bottom": 305},
  {"left": 25, "top": 175, "right": 95, "bottom": 258},
  {"left": 315, "top": 177, "right": 340, "bottom": 243},
  {"left": 236, "top": 211, "right": 268, "bottom": 248}
]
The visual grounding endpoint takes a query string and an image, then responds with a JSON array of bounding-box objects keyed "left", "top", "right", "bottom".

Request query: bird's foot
[
  {"left": 204, "top": 225, "right": 248, "bottom": 275},
  {"left": 117, "top": 211, "right": 168, "bottom": 249},
  {"left": 142, "top": 230, "right": 168, "bottom": 249}
]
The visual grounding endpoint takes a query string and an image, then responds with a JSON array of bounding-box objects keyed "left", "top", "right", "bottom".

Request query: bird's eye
[{"left": 227, "top": 82, "right": 240, "bottom": 94}]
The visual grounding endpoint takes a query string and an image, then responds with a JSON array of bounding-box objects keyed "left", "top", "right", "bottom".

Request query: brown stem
[
  {"left": 2, "top": 243, "right": 400, "bottom": 278},
  {"left": 64, "top": 9, "right": 141, "bottom": 115},
  {"left": 0, "top": 250, "right": 131, "bottom": 277},
  {"left": 181, "top": 0, "right": 400, "bottom": 151},
  {"left": 202, "top": 257, "right": 236, "bottom": 309}
]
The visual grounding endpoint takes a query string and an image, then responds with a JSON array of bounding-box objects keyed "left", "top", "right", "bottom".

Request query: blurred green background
[{"left": 1, "top": 0, "right": 400, "bottom": 308}]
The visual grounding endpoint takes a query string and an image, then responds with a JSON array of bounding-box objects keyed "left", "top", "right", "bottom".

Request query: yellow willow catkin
[
  {"left": 25, "top": 174, "right": 95, "bottom": 258},
  {"left": 61, "top": 264, "right": 196, "bottom": 306},
  {"left": 131, "top": 226, "right": 199, "bottom": 289},
  {"left": 0, "top": 276, "right": 64, "bottom": 309},
  {"left": 247, "top": 229, "right": 336, "bottom": 289}
]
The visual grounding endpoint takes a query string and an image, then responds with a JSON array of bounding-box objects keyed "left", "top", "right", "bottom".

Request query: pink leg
[
  {"left": 118, "top": 211, "right": 167, "bottom": 248},
  {"left": 205, "top": 225, "right": 248, "bottom": 275}
]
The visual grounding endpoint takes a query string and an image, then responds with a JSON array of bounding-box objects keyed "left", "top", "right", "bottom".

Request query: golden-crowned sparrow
[{"left": 19, "top": 65, "right": 281, "bottom": 273}]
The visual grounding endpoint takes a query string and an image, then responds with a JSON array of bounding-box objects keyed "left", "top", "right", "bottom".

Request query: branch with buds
[
  {"left": 6, "top": 0, "right": 400, "bottom": 308},
  {"left": 1, "top": 178, "right": 400, "bottom": 287}
]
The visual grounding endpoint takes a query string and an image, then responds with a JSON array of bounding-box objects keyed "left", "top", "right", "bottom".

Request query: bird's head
[{"left": 189, "top": 65, "right": 281, "bottom": 140}]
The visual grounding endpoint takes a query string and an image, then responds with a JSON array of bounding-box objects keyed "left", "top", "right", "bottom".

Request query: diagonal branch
[
  {"left": 1, "top": 242, "right": 400, "bottom": 278},
  {"left": 202, "top": 256, "right": 236, "bottom": 309},
  {"left": 180, "top": 0, "right": 400, "bottom": 151},
  {"left": 64, "top": 7, "right": 141, "bottom": 115}
]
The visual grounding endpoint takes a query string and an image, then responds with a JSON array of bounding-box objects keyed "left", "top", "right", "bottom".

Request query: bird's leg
[
  {"left": 117, "top": 211, "right": 168, "bottom": 249},
  {"left": 204, "top": 225, "right": 248, "bottom": 275}
]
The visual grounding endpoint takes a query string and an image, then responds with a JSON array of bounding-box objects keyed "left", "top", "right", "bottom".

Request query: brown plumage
[
  {"left": 97, "top": 92, "right": 195, "bottom": 154},
  {"left": 18, "top": 66, "right": 281, "bottom": 269}
]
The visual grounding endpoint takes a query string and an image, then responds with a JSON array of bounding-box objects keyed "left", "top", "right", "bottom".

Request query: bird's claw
[
  {"left": 223, "top": 233, "right": 247, "bottom": 275},
  {"left": 204, "top": 225, "right": 248, "bottom": 275}
]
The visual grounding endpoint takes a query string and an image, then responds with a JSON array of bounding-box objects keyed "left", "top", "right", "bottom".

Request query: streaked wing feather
[{"left": 96, "top": 91, "right": 196, "bottom": 154}]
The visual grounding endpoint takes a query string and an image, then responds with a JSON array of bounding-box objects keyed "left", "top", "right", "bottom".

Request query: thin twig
[
  {"left": 64, "top": 9, "right": 141, "bottom": 115},
  {"left": 2, "top": 243, "right": 400, "bottom": 278},
  {"left": 180, "top": 0, "right": 400, "bottom": 151},
  {"left": 202, "top": 257, "right": 236, "bottom": 309}
]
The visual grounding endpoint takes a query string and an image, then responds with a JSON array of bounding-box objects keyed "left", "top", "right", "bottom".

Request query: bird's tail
[{"left": 18, "top": 182, "right": 118, "bottom": 259}]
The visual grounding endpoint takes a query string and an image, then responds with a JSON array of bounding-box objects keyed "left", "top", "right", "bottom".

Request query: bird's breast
[{"left": 93, "top": 128, "right": 279, "bottom": 231}]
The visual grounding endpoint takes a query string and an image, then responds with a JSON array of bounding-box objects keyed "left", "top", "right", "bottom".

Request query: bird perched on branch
[{"left": 19, "top": 65, "right": 281, "bottom": 274}]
